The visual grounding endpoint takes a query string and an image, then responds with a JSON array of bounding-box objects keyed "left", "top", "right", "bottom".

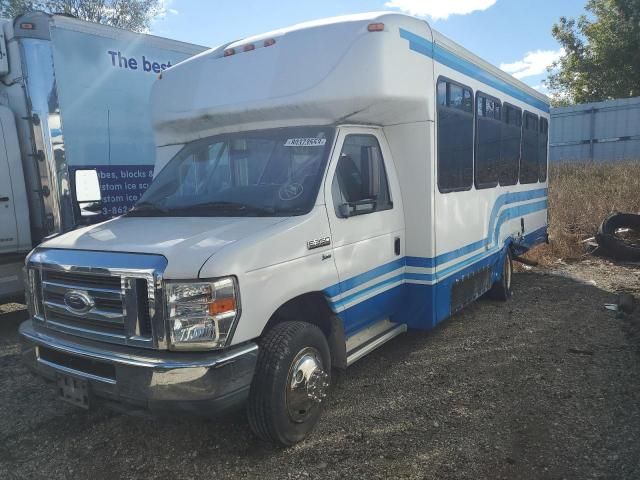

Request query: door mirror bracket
[{"left": 339, "top": 199, "right": 377, "bottom": 218}]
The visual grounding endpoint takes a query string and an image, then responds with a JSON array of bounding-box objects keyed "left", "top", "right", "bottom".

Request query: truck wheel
[
  {"left": 489, "top": 249, "right": 512, "bottom": 301},
  {"left": 247, "top": 321, "right": 331, "bottom": 446}
]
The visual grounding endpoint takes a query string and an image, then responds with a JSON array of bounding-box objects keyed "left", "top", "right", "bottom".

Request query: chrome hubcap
[{"left": 286, "top": 347, "right": 329, "bottom": 423}]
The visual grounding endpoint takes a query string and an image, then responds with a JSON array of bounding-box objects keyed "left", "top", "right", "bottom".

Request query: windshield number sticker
[{"left": 284, "top": 138, "right": 327, "bottom": 147}]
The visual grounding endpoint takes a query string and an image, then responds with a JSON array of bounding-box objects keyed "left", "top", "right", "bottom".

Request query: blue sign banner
[{"left": 50, "top": 23, "right": 203, "bottom": 214}]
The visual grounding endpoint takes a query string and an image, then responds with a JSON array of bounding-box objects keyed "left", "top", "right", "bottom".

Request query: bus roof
[{"left": 151, "top": 12, "right": 549, "bottom": 146}]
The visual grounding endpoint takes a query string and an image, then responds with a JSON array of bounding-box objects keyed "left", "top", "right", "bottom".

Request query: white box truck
[
  {"left": 19, "top": 13, "right": 550, "bottom": 445},
  {"left": 0, "top": 12, "right": 205, "bottom": 301}
]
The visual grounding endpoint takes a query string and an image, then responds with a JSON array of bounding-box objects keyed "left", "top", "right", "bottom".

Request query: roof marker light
[
  {"left": 264, "top": 38, "right": 276, "bottom": 47},
  {"left": 223, "top": 48, "right": 236, "bottom": 57},
  {"left": 368, "top": 22, "right": 385, "bottom": 32},
  {"left": 243, "top": 43, "right": 255, "bottom": 52}
]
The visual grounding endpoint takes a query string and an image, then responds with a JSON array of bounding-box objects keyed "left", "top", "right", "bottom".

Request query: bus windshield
[{"left": 128, "top": 127, "right": 335, "bottom": 217}]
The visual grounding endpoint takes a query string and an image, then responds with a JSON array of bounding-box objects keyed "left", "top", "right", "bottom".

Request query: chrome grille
[
  {"left": 27, "top": 249, "right": 168, "bottom": 350},
  {"left": 41, "top": 269, "right": 127, "bottom": 337},
  {"left": 42, "top": 270, "right": 126, "bottom": 335}
]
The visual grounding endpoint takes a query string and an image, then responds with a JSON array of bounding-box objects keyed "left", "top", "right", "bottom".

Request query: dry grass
[{"left": 526, "top": 161, "right": 640, "bottom": 265}]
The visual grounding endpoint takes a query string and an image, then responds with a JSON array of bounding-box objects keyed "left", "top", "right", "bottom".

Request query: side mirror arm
[{"left": 338, "top": 199, "right": 377, "bottom": 218}]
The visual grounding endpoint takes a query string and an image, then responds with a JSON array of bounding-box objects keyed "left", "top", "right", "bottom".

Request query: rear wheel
[
  {"left": 247, "top": 321, "right": 331, "bottom": 446},
  {"left": 489, "top": 249, "right": 513, "bottom": 301}
]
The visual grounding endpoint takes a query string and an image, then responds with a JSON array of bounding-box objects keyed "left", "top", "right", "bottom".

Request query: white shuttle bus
[{"left": 20, "top": 13, "right": 549, "bottom": 445}]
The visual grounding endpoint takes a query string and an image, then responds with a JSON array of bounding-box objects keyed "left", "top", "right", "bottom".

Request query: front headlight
[{"left": 165, "top": 277, "right": 240, "bottom": 351}]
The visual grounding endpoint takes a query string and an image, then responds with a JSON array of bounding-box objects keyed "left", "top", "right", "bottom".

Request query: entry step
[{"left": 346, "top": 319, "right": 407, "bottom": 366}]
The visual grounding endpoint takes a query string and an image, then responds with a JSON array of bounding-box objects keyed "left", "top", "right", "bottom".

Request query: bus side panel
[
  {"left": 383, "top": 122, "right": 438, "bottom": 331},
  {"left": 431, "top": 59, "right": 549, "bottom": 322}
]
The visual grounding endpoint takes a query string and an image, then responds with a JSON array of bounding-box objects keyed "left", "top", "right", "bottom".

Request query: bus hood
[{"left": 40, "top": 216, "right": 288, "bottom": 279}]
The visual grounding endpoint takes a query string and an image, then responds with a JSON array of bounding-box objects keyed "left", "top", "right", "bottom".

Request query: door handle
[
  {"left": 394, "top": 237, "right": 401, "bottom": 256},
  {"left": 0, "top": 196, "right": 9, "bottom": 202}
]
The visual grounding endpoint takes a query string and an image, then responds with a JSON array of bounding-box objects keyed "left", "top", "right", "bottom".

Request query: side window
[
  {"left": 499, "top": 103, "right": 522, "bottom": 186},
  {"left": 331, "top": 134, "right": 392, "bottom": 218},
  {"left": 475, "top": 92, "right": 501, "bottom": 189},
  {"left": 538, "top": 117, "right": 549, "bottom": 182},
  {"left": 520, "top": 111, "right": 539, "bottom": 184},
  {"left": 437, "top": 78, "right": 474, "bottom": 192}
]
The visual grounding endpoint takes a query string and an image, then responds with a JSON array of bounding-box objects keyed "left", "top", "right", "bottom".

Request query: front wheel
[
  {"left": 489, "top": 249, "right": 513, "bottom": 301},
  {"left": 247, "top": 321, "right": 331, "bottom": 446}
]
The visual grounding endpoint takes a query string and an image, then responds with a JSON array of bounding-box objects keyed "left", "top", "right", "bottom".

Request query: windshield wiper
[
  {"left": 171, "top": 201, "right": 276, "bottom": 216},
  {"left": 126, "top": 202, "right": 169, "bottom": 216}
]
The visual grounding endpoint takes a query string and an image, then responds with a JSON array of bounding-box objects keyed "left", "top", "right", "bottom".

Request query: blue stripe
[
  {"left": 407, "top": 188, "right": 548, "bottom": 268},
  {"left": 404, "top": 256, "right": 436, "bottom": 268},
  {"left": 333, "top": 274, "right": 405, "bottom": 310},
  {"left": 485, "top": 189, "right": 547, "bottom": 247},
  {"left": 333, "top": 228, "right": 549, "bottom": 335},
  {"left": 335, "top": 258, "right": 405, "bottom": 294},
  {"left": 399, "top": 28, "right": 550, "bottom": 113},
  {"left": 325, "top": 189, "right": 547, "bottom": 301},
  {"left": 492, "top": 200, "right": 547, "bottom": 245}
]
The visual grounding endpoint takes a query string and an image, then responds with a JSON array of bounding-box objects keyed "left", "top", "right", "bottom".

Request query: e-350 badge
[{"left": 307, "top": 237, "right": 331, "bottom": 250}]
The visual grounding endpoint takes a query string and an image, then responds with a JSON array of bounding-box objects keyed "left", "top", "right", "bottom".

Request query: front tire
[
  {"left": 247, "top": 321, "right": 331, "bottom": 446},
  {"left": 489, "top": 249, "right": 513, "bottom": 301}
]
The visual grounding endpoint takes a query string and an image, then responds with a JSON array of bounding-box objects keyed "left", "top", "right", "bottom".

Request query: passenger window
[
  {"left": 538, "top": 117, "right": 549, "bottom": 182},
  {"left": 520, "top": 111, "right": 539, "bottom": 184},
  {"left": 437, "top": 78, "right": 474, "bottom": 192},
  {"left": 499, "top": 103, "right": 522, "bottom": 186},
  {"left": 331, "top": 135, "right": 392, "bottom": 218},
  {"left": 475, "top": 93, "right": 502, "bottom": 189}
]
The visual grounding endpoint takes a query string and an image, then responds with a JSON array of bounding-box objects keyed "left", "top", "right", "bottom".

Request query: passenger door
[
  {"left": 0, "top": 116, "right": 18, "bottom": 254},
  {"left": 324, "top": 127, "right": 405, "bottom": 336}
]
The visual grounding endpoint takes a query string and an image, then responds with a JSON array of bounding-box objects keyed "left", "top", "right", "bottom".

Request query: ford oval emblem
[{"left": 63, "top": 290, "right": 94, "bottom": 314}]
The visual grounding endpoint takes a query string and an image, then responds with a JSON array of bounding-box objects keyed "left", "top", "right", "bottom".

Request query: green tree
[
  {"left": 548, "top": 0, "right": 640, "bottom": 105},
  {"left": 0, "top": 0, "right": 162, "bottom": 32}
]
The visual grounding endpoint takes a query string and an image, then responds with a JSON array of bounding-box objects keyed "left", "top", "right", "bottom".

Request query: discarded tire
[{"left": 596, "top": 213, "right": 640, "bottom": 260}]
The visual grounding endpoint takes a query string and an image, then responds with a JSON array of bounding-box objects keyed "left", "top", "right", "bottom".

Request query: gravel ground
[{"left": 1, "top": 259, "right": 639, "bottom": 479}]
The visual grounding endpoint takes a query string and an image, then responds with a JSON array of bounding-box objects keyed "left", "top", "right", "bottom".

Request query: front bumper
[{"left": 19, "top": 320, "right": 258, "bottom": 416}]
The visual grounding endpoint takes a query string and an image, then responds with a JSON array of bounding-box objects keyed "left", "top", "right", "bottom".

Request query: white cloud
[
  {"left": 157, "top": 0, "right": 180, "bottom": 19},
  {"left": 500, "top": 49, "right": 564, "bottom": 80},
  {"left": 384, "top": 0, "right": 497, "bottom": 20}
]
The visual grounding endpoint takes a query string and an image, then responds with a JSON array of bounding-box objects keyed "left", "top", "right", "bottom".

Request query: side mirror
[
  {"left": 73, "top": 169, "right": 102, "bottom": 220},
  {"left": 339, "top": 199, "right": 377, "bottom": 218}
]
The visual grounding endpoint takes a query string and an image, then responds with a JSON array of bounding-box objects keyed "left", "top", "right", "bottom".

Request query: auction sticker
[{"left": 284, "top": 138, "right": 327, "bottom": 147}]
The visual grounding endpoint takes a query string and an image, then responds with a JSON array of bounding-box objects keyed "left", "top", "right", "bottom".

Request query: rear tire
[
  {"left": 247, "top": 321, "right": 331, "bottom": 446},
  {"left": 489, "top": 249, "right": 513, "bottom": 301}
]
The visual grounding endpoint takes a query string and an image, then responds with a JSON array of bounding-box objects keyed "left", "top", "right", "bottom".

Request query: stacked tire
[{"left": 596, "top": 213, "right": 640, "bottom": 260}]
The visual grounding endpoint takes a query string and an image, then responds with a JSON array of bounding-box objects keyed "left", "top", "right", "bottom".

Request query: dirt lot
[{"left": 1, "top": 259, "right": 639, "bottom": 480}]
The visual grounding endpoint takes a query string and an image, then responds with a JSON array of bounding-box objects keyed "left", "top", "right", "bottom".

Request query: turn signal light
[
  {"left": 368, "top": 23, "right": 385, "bottom": 32},
  {"left": 208, "top": 297, "right": 237, "bottom": 315}
]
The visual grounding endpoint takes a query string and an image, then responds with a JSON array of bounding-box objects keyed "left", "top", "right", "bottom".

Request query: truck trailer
[
  {"left": 0, "top": 12, "right": 205, "bottom": 301},
  {"left": 19, "top": 13, "right": 550, "bottom": 445}
]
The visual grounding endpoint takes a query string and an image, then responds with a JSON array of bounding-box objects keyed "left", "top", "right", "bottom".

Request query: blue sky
[{"left": 151, "top": 0, "right": 588, "bottom": 94}]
